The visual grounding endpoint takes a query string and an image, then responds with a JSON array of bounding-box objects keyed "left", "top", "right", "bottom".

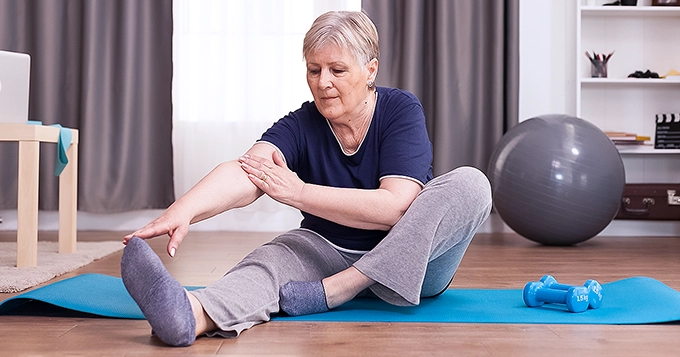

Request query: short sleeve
[
  {"left": 258, "top": 102, "right": 318, "bottom": 172},
  {"left": 376, "top": 88, "right": 433, "bottom": 186}
]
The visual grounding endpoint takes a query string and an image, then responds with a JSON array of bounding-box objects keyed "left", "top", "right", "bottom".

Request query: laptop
[{"left": 0, "top": 50, "right": 31, "bottom": 124}]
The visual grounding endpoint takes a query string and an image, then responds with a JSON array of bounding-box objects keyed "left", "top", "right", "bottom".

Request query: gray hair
[{"left": 303, "top": 11, "right": 379, "bottom": 68}]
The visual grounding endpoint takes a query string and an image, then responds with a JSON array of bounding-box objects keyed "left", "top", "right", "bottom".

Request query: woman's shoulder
[
  {"left": 281, "top": 101, "right": 322, "bottom": 122},
  {"left": 292, "top": 100, "right": 319, "bottom": 116},
  {"left": 372, "top": 87, "right": 426, "bottom": 135},
  {"left": 376, "top": 86, "right": 422, "bottom": 107}
]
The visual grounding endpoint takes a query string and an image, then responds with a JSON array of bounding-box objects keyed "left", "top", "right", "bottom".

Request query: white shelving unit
[
  {"left": 574, "top": 2, "right": 680, "bottom": 237},
  {"left": 576, "top": 2, "right": 680, "bottom": 184}
]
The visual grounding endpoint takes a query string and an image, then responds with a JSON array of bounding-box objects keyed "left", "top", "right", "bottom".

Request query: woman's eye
[
  {"left": 332, "top": 68, "right": 346, "bottom": 74},
  {"left": 308, "top": 69, "right": 320, "bottom": 75}
]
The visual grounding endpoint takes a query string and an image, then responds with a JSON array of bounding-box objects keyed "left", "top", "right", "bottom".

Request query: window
[{"left": 172, "top": 0, "right": 361, "bottom": 231}]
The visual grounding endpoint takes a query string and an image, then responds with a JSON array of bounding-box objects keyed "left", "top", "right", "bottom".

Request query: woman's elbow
[
  {"left": 378, "top": 180, "right": 422, "bottom": 229},
  {"left": 380, "top": 202, "right": 411, "bottom": 230}
]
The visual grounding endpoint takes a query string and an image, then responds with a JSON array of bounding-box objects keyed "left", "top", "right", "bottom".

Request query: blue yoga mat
[{"left": 1, "top": 274, "right": 679, "bottom": 324}]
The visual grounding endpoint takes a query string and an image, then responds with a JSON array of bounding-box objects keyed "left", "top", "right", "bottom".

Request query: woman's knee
[{"left": 429, "top": 166, "right": 492, "bottom": 210}]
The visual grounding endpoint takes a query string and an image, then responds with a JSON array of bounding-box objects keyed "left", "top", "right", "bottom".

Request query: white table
[{"left": 0, "top": 123, "right": 79, "bottom": 267}]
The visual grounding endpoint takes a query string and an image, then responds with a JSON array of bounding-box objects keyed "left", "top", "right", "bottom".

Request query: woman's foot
[
  {"left": 279, "top": 280, "right": 328, "bottom": 316},
  {"left": 121, "top": 237, "right": 196, "bottom": 347},
  {"left": 278, "top": 267, "right": 374, "bottom": 316}
]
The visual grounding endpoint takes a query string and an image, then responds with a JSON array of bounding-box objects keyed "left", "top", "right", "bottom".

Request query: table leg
[
  {"left": 17, "top": 141, "right": 39, "bottom": 267},
  {"left": 59, "top": 140, "right": 78, "bottom": 253}
]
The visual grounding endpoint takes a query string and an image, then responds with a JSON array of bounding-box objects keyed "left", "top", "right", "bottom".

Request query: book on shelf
[
  {"left": 612, "top": 141, "right": 653, "bottom": 146},
  {"left": 605, "top": 131, "right": 651, "bottom": 146}
]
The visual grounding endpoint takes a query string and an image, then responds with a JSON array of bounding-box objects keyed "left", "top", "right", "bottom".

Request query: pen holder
[{"left": 590, "top": 59, "right": 608, "bottom": 78}]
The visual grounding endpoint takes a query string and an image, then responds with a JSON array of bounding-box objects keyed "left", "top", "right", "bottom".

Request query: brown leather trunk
[{"left": 615, "top": 184, "right": 680, "bottom": 220}]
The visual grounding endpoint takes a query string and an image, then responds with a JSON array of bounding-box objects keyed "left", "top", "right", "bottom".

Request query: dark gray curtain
[
  {"left": 363, "top": 0, "right": 519, "bottom": 175},
  {"left": 0, "top": 0, "right": 174, "bottom": 212}
]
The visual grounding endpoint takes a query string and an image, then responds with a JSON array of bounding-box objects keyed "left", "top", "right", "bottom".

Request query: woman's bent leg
[{"left": 353, "top": 166, "right": 492, "bottom": 306}]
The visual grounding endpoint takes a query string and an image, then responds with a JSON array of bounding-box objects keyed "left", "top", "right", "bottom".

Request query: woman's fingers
[
  {"left": 123, "top": 225, "right": 164, "bottom": 244},
  {"left": 166, "top": 224, "right": 189, "bottom": 257},
  {"left": 238, "top": 152, "right": 304, "bottom": 207},
  {"left": 123, "top": 217, "right": 189, "bottom": 257},
  {"left": 239, "top": 154, "right": 273, "bottom": 186},
  {"left": 239, "top": 154, "right": 270, "bottom": 170}
]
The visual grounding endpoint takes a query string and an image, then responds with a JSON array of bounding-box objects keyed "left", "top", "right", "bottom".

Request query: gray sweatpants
[{"left": 192, "top": 166, "right": 492, "bottom": 337}]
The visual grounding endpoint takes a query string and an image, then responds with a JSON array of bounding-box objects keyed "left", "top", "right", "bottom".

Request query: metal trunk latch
[{"left": 669, "top": 190, "right": 680, "bottom": 206}]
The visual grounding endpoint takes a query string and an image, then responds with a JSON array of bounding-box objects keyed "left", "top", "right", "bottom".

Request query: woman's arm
[
  {"left": 125, "top": 143, "right": 277, "bottom": 256},
  {"left": 240, "top": 151, "right": 422, "bottom": 231},
  {"left": 296, "top": 177, "right": 422, "bottom": 231}
]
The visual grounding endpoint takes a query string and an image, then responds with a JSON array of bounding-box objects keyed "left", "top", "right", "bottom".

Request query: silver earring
[{"left": 368, "top": 80, "right": 375, "bottom": 88}]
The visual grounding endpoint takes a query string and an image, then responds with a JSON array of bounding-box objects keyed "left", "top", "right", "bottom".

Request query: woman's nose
[{"left": 319, "top": 69, "right": 333, "bottom": 89}]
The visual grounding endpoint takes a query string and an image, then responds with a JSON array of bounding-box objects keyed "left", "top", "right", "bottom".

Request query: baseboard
[{"left": 478, "top": 212, "right": 680, "bottom": 237}]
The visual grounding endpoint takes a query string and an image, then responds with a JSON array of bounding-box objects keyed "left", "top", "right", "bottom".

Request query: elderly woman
[{"left": 121, "top": 10, "right": 491, "bottom": 347}]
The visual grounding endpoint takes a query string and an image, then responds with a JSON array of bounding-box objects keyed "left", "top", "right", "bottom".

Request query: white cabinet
[{"left": 576, "top": 2, "right": 680, "bottom": 184}]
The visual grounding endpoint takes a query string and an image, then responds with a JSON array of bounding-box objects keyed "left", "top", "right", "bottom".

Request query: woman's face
[{"left": 306, "top": 44, "right": 377, "bottom": 122}]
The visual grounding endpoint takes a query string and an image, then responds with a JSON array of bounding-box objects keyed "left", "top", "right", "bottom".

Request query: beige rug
[{"left": 0, "top": 241, "right": 124, "bottom": 293}]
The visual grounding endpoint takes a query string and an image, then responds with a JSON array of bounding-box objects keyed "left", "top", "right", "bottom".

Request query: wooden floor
[{"left": 1, "top": 230, "right": 679, "bottom": 356}]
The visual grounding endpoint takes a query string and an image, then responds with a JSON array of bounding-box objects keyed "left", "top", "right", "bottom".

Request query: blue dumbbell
[
  {"left": 539, "top": 275, "right": 603, "bottom": 309},
  {"left": 523, "top": 281, "right": 589, "bottom": 313}
]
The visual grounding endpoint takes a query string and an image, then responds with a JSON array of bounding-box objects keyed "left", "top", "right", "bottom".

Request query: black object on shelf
[
  {"left": 604, "top": 0, "right": 638, "bottom": 5},
  {"left": 655, "top": 113, "right": 680, "bottom": 149},
  {"left": 628, "top": 70, "right": 660, "bottom": 79}
]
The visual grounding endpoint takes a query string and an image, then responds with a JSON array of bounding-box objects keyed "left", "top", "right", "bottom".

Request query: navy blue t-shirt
[{"left": 259, "top": 86, "right": 433, "bottom": 251}]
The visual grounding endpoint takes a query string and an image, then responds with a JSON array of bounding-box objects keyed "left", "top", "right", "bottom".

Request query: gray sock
[
  {"left": 121, "top": 237, "right": 196, "bottom": 347},
  {"left": 279, "top": 280, "right": 329, "bottom": 316}
]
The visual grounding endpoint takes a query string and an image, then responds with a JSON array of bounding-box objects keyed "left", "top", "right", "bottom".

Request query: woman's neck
[{"left": 328, "top": 90, "right": 377, "bottom": 155}]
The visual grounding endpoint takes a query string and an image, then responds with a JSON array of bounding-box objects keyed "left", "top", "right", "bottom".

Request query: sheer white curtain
[{"left": 172, "top": 0, "right": 361, "bottom": 231}]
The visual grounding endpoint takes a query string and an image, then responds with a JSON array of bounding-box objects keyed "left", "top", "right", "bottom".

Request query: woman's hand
[
  {"left": 123, "top": 209, "right": 191, "bottom": 257},
  {"left": 238, "top": 150, "right": 305, "bottom": 207}
]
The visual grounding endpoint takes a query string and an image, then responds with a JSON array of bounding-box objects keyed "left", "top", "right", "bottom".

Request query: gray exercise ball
[{"left": 487, "top": 114, "right": 625, "bottom": 245}]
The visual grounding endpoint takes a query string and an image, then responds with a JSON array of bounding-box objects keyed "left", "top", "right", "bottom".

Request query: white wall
[{"left": 519, "top": 0, "right": 575, "bottom": 122}]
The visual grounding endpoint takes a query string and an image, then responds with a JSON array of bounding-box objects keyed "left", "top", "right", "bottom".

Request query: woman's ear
[{"left": 367, "top": 58, "right": 379, "bottom": 83}]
